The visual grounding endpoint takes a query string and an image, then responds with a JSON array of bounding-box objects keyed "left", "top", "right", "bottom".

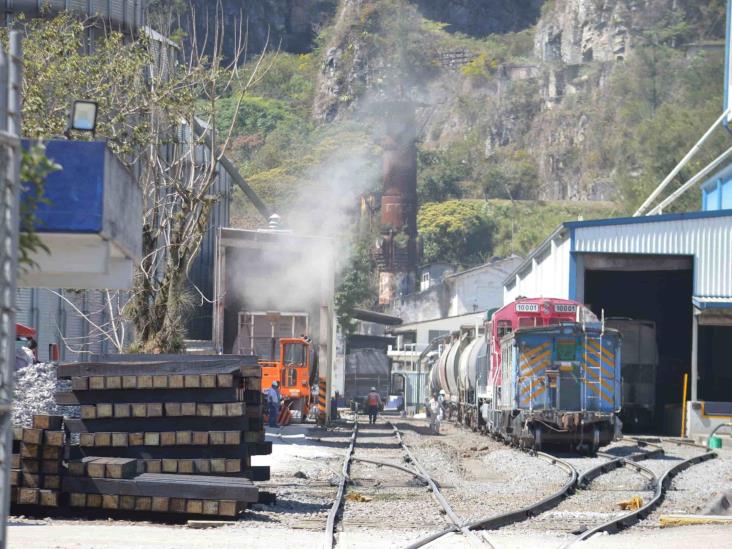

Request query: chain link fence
[{"left": 0, "top": 31, "right": 22, "bottom": 549}]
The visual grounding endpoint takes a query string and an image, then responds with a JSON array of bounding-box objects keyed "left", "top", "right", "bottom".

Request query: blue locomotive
[{"left": 486, "top": 321, "right": 622, "bottom": 453}]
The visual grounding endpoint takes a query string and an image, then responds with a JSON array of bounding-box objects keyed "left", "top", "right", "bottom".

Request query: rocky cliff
[{"left": 229, "top": 0, "right": 726, "bottom": 213}]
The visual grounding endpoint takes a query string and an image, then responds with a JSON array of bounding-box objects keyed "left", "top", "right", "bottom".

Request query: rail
[
  {"left": 323, "top": 419, "right": 358, "bottom": 549},
  {"left": 565, "top": 443, "right": 717, "bottom": 546},
  {"left": 390, "top": 422, "right": 488, "bottom": 549},
  {"left": 407, "top": 451, "right": 577, "bottom": 547}
]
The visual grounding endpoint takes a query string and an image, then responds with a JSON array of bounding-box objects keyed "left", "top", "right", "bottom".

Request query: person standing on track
[
  {"left": 265, "top": 381, "right": 281, "bottom": 428},
  {"left": 366, "top": 387, "right": 382, "bottom": 424}
]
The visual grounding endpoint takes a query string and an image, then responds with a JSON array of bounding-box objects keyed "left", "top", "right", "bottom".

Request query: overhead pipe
[
  {"left": 648, "top": 145, "right": 732, "bottom": 215},
  {"left": 635, "top": 109, "right": 730, "bottom": 216}
]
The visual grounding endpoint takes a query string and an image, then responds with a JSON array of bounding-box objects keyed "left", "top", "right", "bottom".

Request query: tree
[
  {"left": 335, "top": 240, "right": 377, "bottom": 334},
  {"left": 418, "top": 200, "right": 495, "bottom": 267},
  {"left": 12, "top": 7, "right": 272, "bottom": 353},
  {"left": 417, "top": 148, "right": 468, "bottom": 204}
]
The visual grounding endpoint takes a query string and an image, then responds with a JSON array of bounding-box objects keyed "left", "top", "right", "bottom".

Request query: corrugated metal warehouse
[{"left": 504, "top": 209, "right": 732, "bottom": 438}]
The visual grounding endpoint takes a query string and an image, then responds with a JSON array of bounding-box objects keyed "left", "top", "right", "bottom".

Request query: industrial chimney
[{"left": 373, "top": 101, "right": 419, "bottom": 305}]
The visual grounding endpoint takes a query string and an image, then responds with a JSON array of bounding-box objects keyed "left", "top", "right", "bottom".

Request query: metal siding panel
[
  {"left": 36, "top": 290, "right": 60, "bottom": 362},
  {"left": 574, "top": 216, "right": 732, "bottom": 298},
  {"left": 15, "top": 289, "right": 33, "bottom": 327}
]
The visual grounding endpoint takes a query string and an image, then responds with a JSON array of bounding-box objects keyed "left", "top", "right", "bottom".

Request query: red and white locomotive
[{"left": 428, "top": 297, "right": 622, "bottom": 452}]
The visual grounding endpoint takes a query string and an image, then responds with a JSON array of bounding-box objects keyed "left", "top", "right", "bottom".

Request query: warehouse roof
[{"left": 504, "top": 209, "right": 732, "bottom": 299}]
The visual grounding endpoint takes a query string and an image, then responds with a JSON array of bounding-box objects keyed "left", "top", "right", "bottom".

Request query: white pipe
[
  {"left": 635, "top": 109, "right": 730, "bottom": 216},
  {"left": 648, "top": 146, "right": 732, "bottom": 215}
]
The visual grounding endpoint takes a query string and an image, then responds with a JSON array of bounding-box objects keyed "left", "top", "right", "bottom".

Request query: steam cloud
[{"left": 227, "top": 131, "right": 381, "bottom": 325}]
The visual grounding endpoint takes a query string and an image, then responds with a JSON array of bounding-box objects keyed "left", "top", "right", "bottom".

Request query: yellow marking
[
  {"left": 524, "top": 358, "right": 550, "bottom": 380},
  {"left": 521, "top": 382, "right": 547, "bottom": 405},
  {"left": 587, "top": 340, "right": 616, "bottom": 367},
  {"left": 582, "top": 363, "right": 615, "bottom": 395},
  {"left": 519, "top": 342, "right": 550, "bottom": 367},
  {"left": 519, "top": 377, "right": 543, "bottom": 396},
  {"left": 584, "top": 351, "right": 614, "bottom": 379},
  {"left": 521, "top": 349, "right": 552, "bottom": 375}
]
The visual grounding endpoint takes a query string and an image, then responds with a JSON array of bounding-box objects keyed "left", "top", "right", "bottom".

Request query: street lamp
[{"left": 67, "top": 100, "right": 98, "bottom": 137}]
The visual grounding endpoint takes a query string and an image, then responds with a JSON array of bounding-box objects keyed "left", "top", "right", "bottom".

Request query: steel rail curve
[
  {"left": 389, "top": 422, "right": 489, "bottom": 549},
  {"left": 563, "top": 446, "right": 717, "bottom": 547},
  {"left": 323, "top": 419, "right": 358, "bottom": 549},
  {"left": 579, "top": 446, "right": 664, "bottom": 488},
  {"left": 350, "top": 457, "right": 429, "bottom": 483},
  {"left": 405, "top": 451, "right": 578, "bottom": 549}
]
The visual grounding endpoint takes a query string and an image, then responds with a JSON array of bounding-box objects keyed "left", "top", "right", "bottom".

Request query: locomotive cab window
[
  {"left": 284, "top": 343, "right": 305, "bottom": 364},
  {"left": 497, "top": 320, "right": 513, "bottom": 338},
  {"left": 556, "top": 338, "right": 576, "bottom": 361},
  {"left": 286, "top": 368, "right": 297, "bottom": 386},
  {"left": 519, "top": 317, "right": 542, "bottom": 328}
]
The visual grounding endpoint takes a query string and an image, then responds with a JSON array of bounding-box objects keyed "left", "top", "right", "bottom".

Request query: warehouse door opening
[
  {"left": 698, "top": 325, "right": 732, "bottom": 402},
  {"left": 582, "top": 258, "right": 693, "bottom": 435}
]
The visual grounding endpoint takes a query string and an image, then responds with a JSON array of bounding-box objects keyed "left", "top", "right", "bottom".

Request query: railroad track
[
  {"left": 405, "top": 450, "right": 578, "bottom": 548},
  {"left": 554, "top": 438, "right": 715, "bottom": 546},
  {"left": 406, "top": 427, "right": 716, "bottom": 548},
  {"left": 323, "top": 418, "right": 488, "bottom": 548}
]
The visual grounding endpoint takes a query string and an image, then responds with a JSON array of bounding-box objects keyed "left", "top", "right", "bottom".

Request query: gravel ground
[
  {"left": 338, "top": 421, "right": 450, "bottom": 548},
  {"left": 397, "top": 419, "right": 567, "bottom": 525},
  {"left": 12, "top": 362, "right": 78, "bottom": 426},
  {"left": 7, "top": 415, "right": 732, "bottom": 548}
]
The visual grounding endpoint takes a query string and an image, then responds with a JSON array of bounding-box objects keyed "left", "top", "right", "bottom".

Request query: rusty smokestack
[{"left": 374, "top": 101, "right": 419, "bottom": 305}]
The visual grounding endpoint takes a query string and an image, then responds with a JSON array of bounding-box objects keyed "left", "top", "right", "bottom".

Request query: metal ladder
[{"left": 584, "top": 335, "right": 604, "bottom": 411}]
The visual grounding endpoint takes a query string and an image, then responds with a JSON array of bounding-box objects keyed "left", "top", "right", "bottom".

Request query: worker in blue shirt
[{"left": 265, "top": 381, "right": 281, "bottom": 428}]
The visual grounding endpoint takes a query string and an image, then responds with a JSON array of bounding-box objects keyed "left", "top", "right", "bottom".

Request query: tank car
[
  {"left": 605, "top": 318, "right": 658, "bottom": 433},
  {"left": 484, "top": 322, "right": 622, "bottom": 453}
]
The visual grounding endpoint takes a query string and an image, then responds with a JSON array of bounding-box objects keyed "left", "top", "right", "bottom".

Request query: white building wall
[
  {"left": 396, "top": 312, "right": 485, "bottom": 348},
  {"left": 504, "top": 235, "right": 572, "bottom": 304},
  {"left": 449, "top": 257, "right": 522, "bottom": 316}
]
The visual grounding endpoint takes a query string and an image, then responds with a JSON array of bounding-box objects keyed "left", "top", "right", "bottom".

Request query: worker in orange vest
[{"left": 366, "top": 387, "right": 382, "bottom": 425}]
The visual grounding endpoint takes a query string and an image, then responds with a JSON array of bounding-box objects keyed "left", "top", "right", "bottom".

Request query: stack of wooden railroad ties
[{"left": 10, "top": 355, "right": 271, "bottom": 521}]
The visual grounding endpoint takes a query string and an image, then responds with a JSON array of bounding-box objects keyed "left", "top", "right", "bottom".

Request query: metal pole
[
  {"left": 681, "top": 373, "right": 689, "bottom": 438},
  {"left": 691, "top": 314, "right": 699, "bottom": 402},
  {"left": 0, "top": 31, "right": 22, "bottom": 549},
  {"left": 634, "top": 109, "right": 729, "bottom": 216}
]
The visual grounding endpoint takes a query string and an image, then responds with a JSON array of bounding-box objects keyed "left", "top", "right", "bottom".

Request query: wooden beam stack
[
  {"left": 49, "top": 355, "right": 269, "bottom": 518},
  {"left": 56, "top": 356, "right": 270, "bottom": 482},
  {"left": 10, "top": 415, "right": 65, "bottom": 508}
]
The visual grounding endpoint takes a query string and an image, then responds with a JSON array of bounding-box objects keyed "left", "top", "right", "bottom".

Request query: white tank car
[{"left": 444, "top": 334, "right": 470, "bottom": 404}]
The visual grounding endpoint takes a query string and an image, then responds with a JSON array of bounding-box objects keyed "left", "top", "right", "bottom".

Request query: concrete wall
[
  {"left": 393, "top": 311, "right": 485, "bottom": 347},
  {"left": 390, "top": 256, "right": 522, "bottom": 324},
  {"left": 687, "top": 401, "right": 732, "bottom": 440}
]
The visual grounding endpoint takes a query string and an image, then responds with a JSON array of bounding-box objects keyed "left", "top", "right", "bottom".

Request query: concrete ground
[{"left": 8, "top": 421, "right": 732, "bottom": 548}]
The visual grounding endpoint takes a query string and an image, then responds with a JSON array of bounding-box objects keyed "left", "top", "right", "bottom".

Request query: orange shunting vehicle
[{"left": 260, "top": 337, "right": 314, "bottom": 425}]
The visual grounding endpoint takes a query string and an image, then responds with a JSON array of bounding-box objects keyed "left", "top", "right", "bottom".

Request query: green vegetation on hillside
[{"left": 418, "top": 199, "right": 618, "bottom": 268}]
